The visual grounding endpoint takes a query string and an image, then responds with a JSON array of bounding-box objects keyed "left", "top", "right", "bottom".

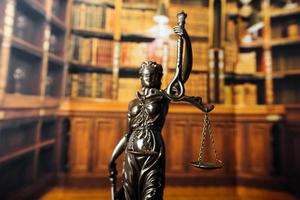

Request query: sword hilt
[{"left": 177, "top": 11, "right": 187, "bottom": 29}]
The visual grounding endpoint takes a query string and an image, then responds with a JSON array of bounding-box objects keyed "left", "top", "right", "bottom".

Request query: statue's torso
[{"left": 127, "top": 89, "right": 169, "bottom": 154}]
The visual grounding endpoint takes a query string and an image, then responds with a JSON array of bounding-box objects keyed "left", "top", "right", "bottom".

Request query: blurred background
[{"left": 0, "top": 0, "right": 299, "bottom": 199}]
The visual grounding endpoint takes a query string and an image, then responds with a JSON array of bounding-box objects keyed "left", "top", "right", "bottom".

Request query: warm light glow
[
  {"left": 148, "top": 24, "right": 172, "bottom": 40},
  {"left": 153, "top": 15, "right": 169, "bottom": 24}
]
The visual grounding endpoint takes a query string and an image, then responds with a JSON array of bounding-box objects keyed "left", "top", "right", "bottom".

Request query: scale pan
[{"left": 191, "top": 161, "right": 223, "bottom": 170}]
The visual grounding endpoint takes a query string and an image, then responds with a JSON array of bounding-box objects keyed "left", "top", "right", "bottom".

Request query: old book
[
  {"left": 71, "top": 74, "right": 79, "bottom": 98},
  {"left": 224, "top": 42, "right": 238, "bottom": 73},
  {"left": 235, "top": 52, "right": 257, "bottom": 74},
  {"left": 287, "top": 23, "right": 298, "bottom": 38},
  {"left": 233, "top": 84, "right": 245, "bottom": 105},
  {"left": 224, "top": 85, "right": 233, "bottom": 105},
  {"left": 244, "top": 83, "right": 257, "bottom": 105}
]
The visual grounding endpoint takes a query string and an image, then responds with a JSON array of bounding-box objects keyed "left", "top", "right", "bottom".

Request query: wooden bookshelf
[
  {"left": 224, "top": 0, "right": 300, "bottom": 105},
  {"left": 0, "top": 0, "right": 70, "bottom": 198}
]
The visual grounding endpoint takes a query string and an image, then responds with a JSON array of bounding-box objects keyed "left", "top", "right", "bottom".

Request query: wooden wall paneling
[
  {"left": 212, "top": 122, "right": 236, "bottom": 176},
  {"left": 165, "top": 116, "right": 187, "bottom": 175},
  {"left": 235, "top": 122, "right": 248, "bottom": 176},
  {"left": 248, "top": 123, "right": 272, "bottom": 176},
  {"left": 69, "top": 117, "right": 92, "bottom": 173},
  {"left": 115, "top": 116, "right": 127, "bottom": 182},
  {"left": 188, "top": 116, "right": 205, "bottom": 175},
  {"left": 92, "top": 116, "right": 121, "bottom": 174},
  {"left": 285, "top": 125, "right": 300, "bottom": 197}
]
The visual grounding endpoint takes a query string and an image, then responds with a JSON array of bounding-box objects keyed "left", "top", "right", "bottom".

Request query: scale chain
[
  {"left": 197, "top": 112, "right": 220, "bottom": 163},
  {"left": 207, "top": 114, "right": 220, "bottom": 162},
  {"left": 197, "top": 113, "right": 208, "bottom": 162}
]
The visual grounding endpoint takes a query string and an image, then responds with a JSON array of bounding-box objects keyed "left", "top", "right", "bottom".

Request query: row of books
[
  {"left": 120, "top": 41, "right": 162, "bottom": 67},
  {"left": 224, "top": 83, "right": 257, "bottom": 105},
  {"left": 272, "top": 47, "right": 300, "bottom": 71},
  {"left": 272, "top": 21, "right": 299, "bottom": 39},
  {"left": 235, "top": 52, "right": 257, "bottom": 74},
  {"left": 69, "top": 35, "right": 114, "bottom": 67},
  {"left": 121, "top": 8, "right": 155, "bottom": 34},
  {"left": 164, "top": 73, "right": 208, "bottom": 102},
  {"left": 69, "top": 73, "right": 113, "bottom": 98},
  {"left": 168, "top": 40, "right": 209, "bottom": 71},
  {"left": 169, "top": 6, "right": 209, "bottom": 37},
  {"left": 72, "top": 2, "right": 114, "bottom": 32},
  {"left": 118, "top": 78, "right": 141, "bottom": 102},
  {"left": 224, "top": 42, "right": 238, "bottom": 73},
  {"left": 274, "top": 77, "right": 300, "bottom": 104}
]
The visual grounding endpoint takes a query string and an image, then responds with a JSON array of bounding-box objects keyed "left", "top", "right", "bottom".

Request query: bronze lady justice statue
[{"left": 109, "top": 12, "right": 215, "bottom": 200}]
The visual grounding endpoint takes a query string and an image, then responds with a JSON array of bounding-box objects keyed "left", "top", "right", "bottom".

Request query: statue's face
[{"left": 140, "top": 67, "right": 159, "bottom": 88}]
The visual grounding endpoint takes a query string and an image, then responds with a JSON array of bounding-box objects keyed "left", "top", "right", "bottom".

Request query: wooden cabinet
[
  {"left": 68, "top": 114, "right": 125, "bottom": 176},
  {"left": 235, "top": 123, "right": 272, "bottom": 177},
  {"left": 92, "top": 117, "right": 122, "bottom": 174},
  {"left": 69, "top": 117, "right": 92, "bottom": 173}
]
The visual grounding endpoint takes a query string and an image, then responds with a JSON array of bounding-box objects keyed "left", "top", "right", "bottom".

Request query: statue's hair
[{"left": 139, "top": 61, "right": 163, "bottom": 79}]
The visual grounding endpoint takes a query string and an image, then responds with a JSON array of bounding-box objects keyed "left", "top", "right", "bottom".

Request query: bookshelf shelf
[
  {"left": 122, "top": 3, "right": 157, "bottom": 11},
  {"left": 273, "top": 69, "right": 300, "bottom": 78},
  {"left": 69, "top": 60, "right": 113, "bottom": 73},
  {"left": 271, "top": 6, "right": 300, "bottom": 18},
  {"left": 224, "top": 73, "right": 265, "bottom": 81},
  {"left": 240, "top": 39, "right": 263, "bottom": 49},
  {"left": 20, "top": 0, "right": 46, "bottom": 19},
  {"left": 74, "top": 0, "right": 115, "bottom": 7},
  {"left": 121, "top": 33, "right": 155, "bottom": 42},
  {"left": 168, "top": 68, "right": 208, "bottom": 74},
  {"left": 49, "top": 53, "right": 65, "bottom": 65},
  {"left": 271, "top": 37, "right": 300, "bottom": 46},
  {"left": 39, "top": 139, "right": 56, "bottom": 148},
  {"left": 119, "top": 67, "right": 139, "bottom": 76},
  {"left": 69, "top": 97, "right": 113, "bottom": 102},
  {"left": 71, "top": 28, "right": 113, "bottom": 39},
  {"left": 43, "top": 97, "right": 60, "bottom": 107},
  {"left": 2, "top": 94, "right": 43, "bottom": 109},
  {"left": 0, "top": 146, "right": 35, "bottom": 164},
  {"left": 189, "top": 35, "right": 209, "bottom": 40},
  {"left": 11, "top": 36, "right": 43, "bottom": 58},
  {"left": 227, "top": 11, "right": 238, "bottom": 18},
  {"left": 0, "top": 139, "right": 55, "bottom": 167},
  {"left": 51, "top": 16, "right": 66, "bottom": 32}
]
